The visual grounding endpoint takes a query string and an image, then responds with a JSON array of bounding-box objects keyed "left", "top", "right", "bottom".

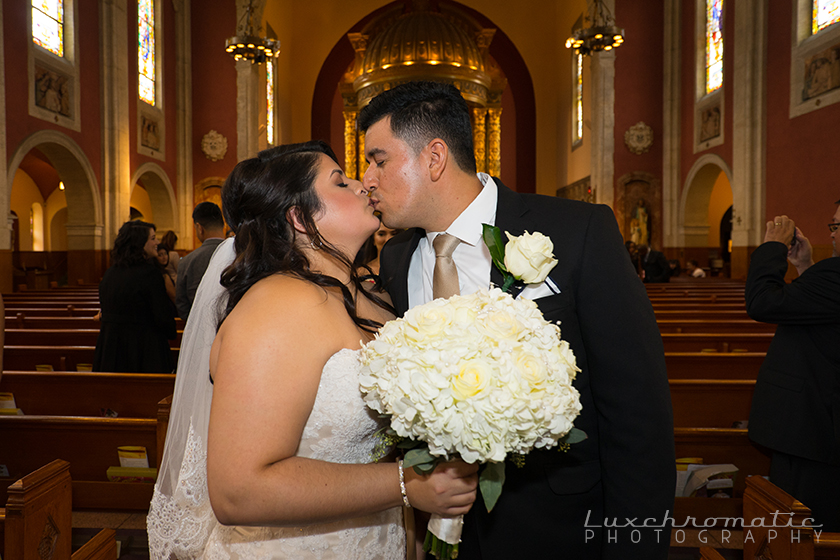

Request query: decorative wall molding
[
  {"left": 201, "top": 130, "right": 228, "bottom": 162},
  {"left": 624, "top": 121, "right": 654, "bottom": 155}
]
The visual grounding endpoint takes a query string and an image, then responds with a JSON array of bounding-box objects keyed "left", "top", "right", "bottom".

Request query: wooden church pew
[
  {"left": 661, "top": 332, "right": 773, "bottom": 353},
  {"left": 0, "top": 371, "right": 176, "bottom": 418},
  {"left": 657, "top": 319, "right": 776, "bottom": 334},
  {"left": 0, "top": 415, "right": 159, "bottom": 511},
  {"left": 4, "top": 328, "right": 183, "bottom": 347},
  {"left": 699, "top": 547, "right": 726, "bottom": 560},
  {"left": 2, "top": 307, "right": 100, "bottom": 317},
  {"left": 0, "top": 460, "right": 117, "bottom": 560},
  {"left": 7, "top": 314, "right": 185, "bottom": 331},
  {"left": 743, "top": 475, "right": 840, "bottom": 560},
  {"left": 655, "top": 309, "right": 752, "bottom": 321},
  {"left": 3, "top": 345, "right": 179, "bottom": 371},
  {"left": 665, "top": 352, "right": 765, "bottom": 379},
  {"left": 669, "top": 379, "right": 754, "bottom": 428}
]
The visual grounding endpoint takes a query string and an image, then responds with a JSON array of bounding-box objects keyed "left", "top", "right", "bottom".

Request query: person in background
[
  {"left": 746, "top": 208, "right": 840, "bottom": 532},
  {"left": 686, "top": 259, "right": 706, "bottom": 278},
  {"left": 159, "top": 230, "right": 180, "bottom": 280},
  {"left": 176, "top": 202, "right": 226, "bottom": 321},
  {"left": 637, "top": 244, "right": 671, "bottom": 283},
  {"left": 355, "top": 222, "right": 404, "bottom": 277},
  {"left": 668, "top": 259, "right": 682, "bottom": 278},
  {"left": 93, "top": 220, "right": 176, "bottom": 373},
  {"left": 156, "top": 246, "right": 177, "bottom": 304}
]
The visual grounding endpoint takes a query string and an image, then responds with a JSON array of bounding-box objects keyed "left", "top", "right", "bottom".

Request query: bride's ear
[{"left": 285, "top": 207, "right": 308, "bottom": 234}]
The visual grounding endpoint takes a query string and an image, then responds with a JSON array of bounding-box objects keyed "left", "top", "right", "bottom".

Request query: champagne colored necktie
[{"left": 433, "top": 233, "right": 461, "bottom": 300}]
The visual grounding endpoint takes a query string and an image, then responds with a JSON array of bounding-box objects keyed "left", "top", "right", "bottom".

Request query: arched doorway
[
  {"left": 680, "top": 155, "right": 734, "bottom": 277},
  {"left": 311, "top": 0, "right": 536, "bottom": 193},
  {"left": 131, "top": 163, "right": 178, "bottom": 232},
  {"left": 6, "top": 131, "right": 102, "bottom": 287}
]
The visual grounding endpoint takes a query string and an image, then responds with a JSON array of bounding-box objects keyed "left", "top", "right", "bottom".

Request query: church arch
[
  {"left": 7, "top": 130, "right": 103, "bottom": 250},
  {"left": 131, "top": 162, "right": 178, "bottom": 232},
  {"left": 311, "top": 0, "right": 536, "bottom": 193},
  {"left": 680, "top": 153, "right": 734, "bottom": 251}
]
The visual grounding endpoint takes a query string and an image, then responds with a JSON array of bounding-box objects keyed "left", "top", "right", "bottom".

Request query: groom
[{"left": 358, "top": 81, "right": 675, "bottom": 559}]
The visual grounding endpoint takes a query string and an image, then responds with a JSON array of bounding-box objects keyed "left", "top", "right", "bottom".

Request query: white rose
[
  {"left": 451, "top": 358, "right": 493, "bottom": 401},
  {"left": 514, "top": 349, "right": 549, "bottom": 388},
  {"left": 503, "top": 231, "right": 558, "bottom": 284},
  {"left": 479, "top": 309, "right": 521, "bottom": 341},
  {"left": 403, "top": 302, "right": 453, "bottom": 342}
]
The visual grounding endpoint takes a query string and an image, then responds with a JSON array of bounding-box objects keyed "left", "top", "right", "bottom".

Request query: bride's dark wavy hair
[{"left": 219, "top": 140, "right": 393, "bottom": 331}]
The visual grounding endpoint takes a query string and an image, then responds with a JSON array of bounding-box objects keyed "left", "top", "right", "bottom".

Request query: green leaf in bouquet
[
  {"left": 396, "top": 439, "right": 424, "bottom": 450},
  {"left": 481, "top": 224, "right": 508, "bottom": 274},
  {"left": 404, "top": 447, "right": 439, "bottom": 474},
  {"left": 560, "top": 427, "right": 587, "bottom": 445},
  {"left": 479, "top": 462, "right": 506, "bottom": 512}
]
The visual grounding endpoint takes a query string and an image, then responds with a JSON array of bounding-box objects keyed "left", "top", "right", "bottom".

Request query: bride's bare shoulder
[{"left": 222, "top": 275, "right": 333, "bottom": 331}]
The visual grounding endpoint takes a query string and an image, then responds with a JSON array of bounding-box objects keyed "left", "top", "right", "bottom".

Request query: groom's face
[{"left": 363, "top": 117, "right": 429, "bottom": 230}]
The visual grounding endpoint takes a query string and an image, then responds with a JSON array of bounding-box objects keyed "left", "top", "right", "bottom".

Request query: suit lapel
[
  {"left": 389, "top": 228, "right": 424, "bottom": 316},
  {"left": 492, "top": 179, "right": 529, "bottom": 289}
]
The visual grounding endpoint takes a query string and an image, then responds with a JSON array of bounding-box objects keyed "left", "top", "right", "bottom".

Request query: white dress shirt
[{"left": 408, "top": 173, "right": 497, "bottom": 308}]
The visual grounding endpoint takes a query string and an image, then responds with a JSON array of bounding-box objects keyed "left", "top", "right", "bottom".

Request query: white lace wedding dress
[{"left": 148, "top": 348, "right": 406, "bottom": 560}]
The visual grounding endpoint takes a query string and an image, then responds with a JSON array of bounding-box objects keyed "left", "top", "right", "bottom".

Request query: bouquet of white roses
[{"left": 360, "top": 287, "right": 583, "bottom": 559}]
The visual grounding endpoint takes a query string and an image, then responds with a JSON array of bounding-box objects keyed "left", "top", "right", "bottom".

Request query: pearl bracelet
[{"left": 398, "top": 459, "right": 411, "bottom": 508}]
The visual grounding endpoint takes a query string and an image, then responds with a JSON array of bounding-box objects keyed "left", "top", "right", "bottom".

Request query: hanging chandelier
[
  {"left": 565, "top": 0, "right": 624, "bottom": 56},
  {"left": 225, "top": 0, "right": 280, "bottom": 64}
]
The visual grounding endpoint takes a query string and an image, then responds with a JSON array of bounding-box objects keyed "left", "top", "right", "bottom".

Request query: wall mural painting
[
  {"left": 34, "top": 65, "right": 71, "bottom": 117},
  {"left": 141, "top": 114, "right": 161, "bottom": 150},
  {"left": 700, "top": 105, "right": 721, "bottom": 142},
  {"left": 803, "top": 42, "right": 840, "bottom": 101}
]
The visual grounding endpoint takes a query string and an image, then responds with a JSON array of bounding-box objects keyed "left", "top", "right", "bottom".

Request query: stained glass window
[
  {"left": 814, "top": 0, "right": 840, "bottom": 34},
  {"left": 138, "top": 0, "right": 155, "bottom": 106},
  {"left": 267, "top": 60, "right": 275, "bottom": 145},
  {"left": 705, "top": 0, "right": 724, "bottom": 94},
  {"left": 574, "top": 54, "right": 583, "bottom": 144},
  {"left": 32, "top": 0, "right": 64, "bottom": 57}
]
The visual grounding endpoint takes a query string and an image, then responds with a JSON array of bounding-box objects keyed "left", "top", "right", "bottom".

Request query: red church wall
[
  {"left": 613, "top": 0, "right": 665, "bottom": 244},
  {"left": 679, "top": 0, "right": 734, "bottom": 194},
  {"left": 190, "top": 1, "right": 239, "bottom": 192},
  {"left": 3, "top": 0, "right": 102, "bottom": 186},
  {"left": 765, "top": 0, "right": 840, "bottom": 250}
]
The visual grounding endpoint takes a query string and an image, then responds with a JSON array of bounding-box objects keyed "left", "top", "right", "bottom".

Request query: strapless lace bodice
[{"left": 148, "top": 349, "right": 405, "bottom": 560}]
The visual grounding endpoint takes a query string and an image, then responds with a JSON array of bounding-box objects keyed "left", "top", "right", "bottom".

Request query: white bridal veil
[{"left": 147, "top": 238, "right": 236, "bottom": 560}]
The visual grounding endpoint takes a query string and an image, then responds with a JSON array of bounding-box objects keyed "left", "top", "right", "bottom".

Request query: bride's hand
[{"left": 404, "top": 459, "right": 478, "bottom": 517}]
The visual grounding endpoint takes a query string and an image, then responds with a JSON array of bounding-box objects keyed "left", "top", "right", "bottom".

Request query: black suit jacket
[
  {"left": 642, "top": 249, "right": 671, "bottom": 283},
  {"left": 380, "top": 180, "right": 675, "bottom": 559},
  {"left": 746, "top": 242, "right": 840, "bottom": 464}
]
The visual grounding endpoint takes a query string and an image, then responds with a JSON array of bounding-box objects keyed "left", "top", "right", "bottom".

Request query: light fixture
[
  {"left": 58, "top": 181, "right": 64, "bottom": 191},
  {"left": 225, "top": 0, "right": 280, "bottom": 64},
  {"left": 565, "top": 0, "right": 624, "bottom": 56}
]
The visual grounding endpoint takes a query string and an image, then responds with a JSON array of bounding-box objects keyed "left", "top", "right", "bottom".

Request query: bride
[{"left": 147, "top": 141, "right": 478, "bottom": 559}]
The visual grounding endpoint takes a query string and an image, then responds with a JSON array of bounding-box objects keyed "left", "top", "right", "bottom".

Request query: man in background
[
  {"left": 746, "top": 205, "right": 840, "bottom": 531},
  {"left": 176, "top": 202, "right": 225, "bottom": 321},
  {"left": 637, "top": 244, "right": 671, "bottom": 283}
]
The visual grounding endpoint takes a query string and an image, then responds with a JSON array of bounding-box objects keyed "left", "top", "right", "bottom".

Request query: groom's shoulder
[{"left": 514, "top": 191, "right": 607, "bottom": 222}]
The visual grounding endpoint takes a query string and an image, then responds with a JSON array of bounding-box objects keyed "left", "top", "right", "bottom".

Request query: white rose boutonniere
[{"left": 482, "top": 224, "right": 558, "bottom": 293}]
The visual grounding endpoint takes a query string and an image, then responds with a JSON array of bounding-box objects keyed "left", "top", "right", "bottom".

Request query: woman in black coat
[{"left": 93, "top": 220, "right": 177, "bottom": 373}]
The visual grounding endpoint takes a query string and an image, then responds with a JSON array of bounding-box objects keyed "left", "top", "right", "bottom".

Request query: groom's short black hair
[{"left": 357, "top": 81, "right": 477, "bottom": 175}]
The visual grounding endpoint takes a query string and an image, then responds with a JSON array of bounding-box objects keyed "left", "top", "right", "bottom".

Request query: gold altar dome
[{"left": 350, "top": 4, "right": 498, "bottom": 107}]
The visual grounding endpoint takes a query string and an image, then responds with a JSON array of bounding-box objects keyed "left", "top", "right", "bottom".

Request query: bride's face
[{"left": 311, "top": 153, "right": 380, "bottom": 252}]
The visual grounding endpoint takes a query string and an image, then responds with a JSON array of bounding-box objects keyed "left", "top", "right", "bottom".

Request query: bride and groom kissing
[{"left": 147, "top": 81, "right": 675, "bottom": 560}]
